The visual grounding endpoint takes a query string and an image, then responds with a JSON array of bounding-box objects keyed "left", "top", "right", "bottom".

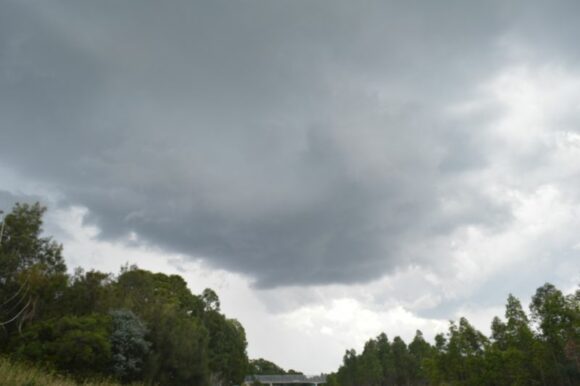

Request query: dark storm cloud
[{"left": 1, "top": 0, "right": 575, "bottom": 287}]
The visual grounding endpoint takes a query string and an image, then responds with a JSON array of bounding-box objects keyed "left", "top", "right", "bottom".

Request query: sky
[{"left": 1, "top": 0, "right": 580, "bottom": 374}]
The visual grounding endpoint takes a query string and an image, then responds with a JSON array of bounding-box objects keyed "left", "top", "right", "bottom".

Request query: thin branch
[
  {"left": 0, "top": 298, "right": 32, "bottom": 326},
  {"left": 1, "top": 285, "right": 30, "bottom": 317},
  {"left": 0, "top": 277, "right": 29, "bottom": 308},
  {"left": 18, "top": 297, "right": 36, "bottom": 334}
]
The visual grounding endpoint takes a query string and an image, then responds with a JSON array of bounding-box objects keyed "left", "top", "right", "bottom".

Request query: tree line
[
  {"left": 327, "top": 285, "right": 579, "bottom": 386},
  {"left": 0, "top": 203, "right": 249, "bottom": 385},
  {"left": 2, "top": 202, "right": 578, "bottom": 385}
]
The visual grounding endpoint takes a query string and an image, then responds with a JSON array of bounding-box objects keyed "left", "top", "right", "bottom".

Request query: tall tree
[
  {"left": 0, "top": 203, "right": 68, "bottom": 339},
  {"left": 358, "top": 339, "right": 382, "bottom": 386},
  {"left": 531, "top": 283, "right": 579, "bottom": 385},
  {"left": 376, "top": 333, "right": 396, "bottom": 386},
  {"left": 391, "top": 336, "right": 412, "bottom": 385},
  {"left": 408, "top": 330, "right": 433, "bottom": 384},
  {"left": 113, "top": 268, "right": 210, "bottom": 385}
]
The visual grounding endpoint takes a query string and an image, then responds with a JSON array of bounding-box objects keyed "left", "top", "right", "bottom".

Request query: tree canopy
[
  {"left": 2, "top": 202, "right": 578, "bottom": 386},
  {"left": 0, "top": 203, "right": 250, "bottom": 385},
  {"left": 329, "top": 286, "right": 580, "bottom": 386}
]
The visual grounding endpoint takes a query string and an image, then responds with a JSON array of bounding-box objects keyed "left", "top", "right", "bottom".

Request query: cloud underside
[{"left": 2, "top": 0, "right": 580, "bottom": 288}]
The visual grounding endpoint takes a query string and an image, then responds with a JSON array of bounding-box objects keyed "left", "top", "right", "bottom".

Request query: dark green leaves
[
  {"left": 331, "top": 284, "right": 580, "bottom": 386},
  {"left": 0, "top": 203, "right": 249, "bottom": 386}
]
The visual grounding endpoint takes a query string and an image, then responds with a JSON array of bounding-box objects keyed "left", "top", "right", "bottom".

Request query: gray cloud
[
  {"left": 0, "top": 191, "right": 42, "bottom": 213},
  {"left": 1, "top": 0, "right": 578, "bottom": 288}
]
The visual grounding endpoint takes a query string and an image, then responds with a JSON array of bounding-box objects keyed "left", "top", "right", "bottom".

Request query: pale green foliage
[{"left": 109, "top": 309, "right": 151, "bottom": 383}]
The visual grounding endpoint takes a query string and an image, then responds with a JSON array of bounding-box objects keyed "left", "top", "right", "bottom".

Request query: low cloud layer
[{"left": 1, "top": 0, "right": 580, "bottom": 290}]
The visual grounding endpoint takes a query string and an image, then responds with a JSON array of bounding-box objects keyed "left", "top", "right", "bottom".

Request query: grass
[{"left": 0, "top": 356, "right": 135, "bottom": 386}]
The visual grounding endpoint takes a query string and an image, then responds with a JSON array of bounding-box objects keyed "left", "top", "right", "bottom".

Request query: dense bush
[{"left": 15, "top": 314, "right": 112, "bottom": 378}]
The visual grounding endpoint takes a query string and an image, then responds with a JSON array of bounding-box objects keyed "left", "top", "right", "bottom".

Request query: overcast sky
[{"left": 1, "top": 0, "right": 580, "bottom": 374}]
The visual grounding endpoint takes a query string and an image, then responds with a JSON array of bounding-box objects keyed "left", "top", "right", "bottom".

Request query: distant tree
[
  {"left": 391, "top": 336, "right": 412, "bottom": 385},
  {"left": 490, "top": 316, "right": 507, "bottom": 349},
  {"left": 531, "top": 283, "right": 579, "bottom": 384},
  {"left": 337, "top": 349, "right": 359, "bottom": 386},
  {"left": 408, "top": 330, "right": 433, "bottom": 383},
  {"left": 327, "top": 283, "right": 579, "bottom": 386},
  {"left": 376, "top": 332, "right": 396, "bottom": 384},
  {"left": 425, "top": 332, "right": 448, "bottom": 384},
  {"left": 248, "top": 358, "right": 287, "bottom": 375},
  {"left": 565, "top": 288, "right": 580, "bottom": 375},
  {"left": 358, "top": 339, "right": 382, "bottom": 386}
]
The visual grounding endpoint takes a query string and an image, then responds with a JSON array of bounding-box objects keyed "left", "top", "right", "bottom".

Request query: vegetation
[
  {"left": 0, "top": 203, "right": 249, "bottom": 385},
  {"left": 248, "top": 357, "right": 303, "bottom": 375},
  {"left": 328, "top": 285, "right": 580, "bottom": 386},
  {"left": 0, "top": 355, "right": 128, "bottom": 386},
  {"left": 2, "top": 202, "right": 578, "bottom": 385}
]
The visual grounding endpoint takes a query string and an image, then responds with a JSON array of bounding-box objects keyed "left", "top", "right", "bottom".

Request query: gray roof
[{"left": 244, "top": 374, "right": 327, "bottom": 383}]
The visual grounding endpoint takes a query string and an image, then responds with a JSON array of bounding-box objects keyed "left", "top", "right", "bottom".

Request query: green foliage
[
  {"left": 0, "top": 355, "right": 132, "bottom": 386},
  {"left": 0, "top": 203, "right": 68, "bottom": 339},
  {"left": 331, "top": 284, "right": 580, "bottom": 386},
  {"left": 325, "top": 373, "right": 340, "bottom": 386},
  {"left": 144, "top": 304, "right": 209, "bottom": 386},
  {"left": 205, "top": 312, "right": 249, "bottom": 384},
  {"left": 3, "top": 202, "right": 579, "bottom": 386},
  {"left": 14, "top": 314, "right": 113, "bottom": 378},
  {"left": 0, "top": 203, "right": 249, "bottom": 386},
  {"left": 530, "top": 283, "right": 580, "bottom": 384},
  {"left": 0, "top": 203, "right": 65, "bottom": 277},
  {"left": 109, "top": 309, "right": 150, "bottom": 383},
  {"left": 408, "top": 330, "right": 433, "bottom": 382},
  {"left": 110, "top": 268, "right": 211, "bottom": 385},
  {"left": 63, "top": 269, "right": 114, "bottom": 316},
  {"left": 201, "top": 288, "right": 221, "bottom": 312},
  {"left": 248, "top": 358, "right": 288, "bottom": 375}
]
